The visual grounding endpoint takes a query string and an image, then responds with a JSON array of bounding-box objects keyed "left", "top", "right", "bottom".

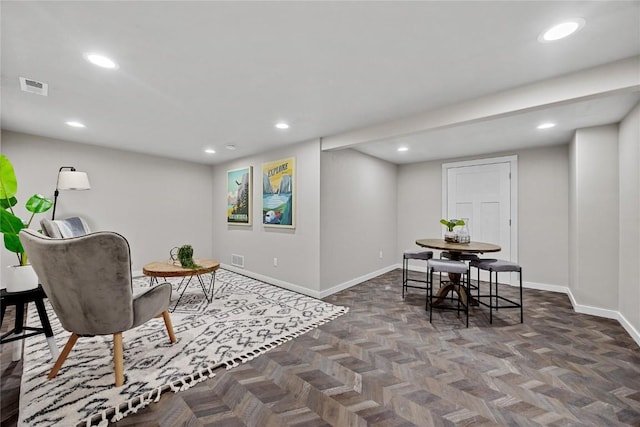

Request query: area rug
[{"left": 18, "top": 269, "right": 348, "bottom": 427}]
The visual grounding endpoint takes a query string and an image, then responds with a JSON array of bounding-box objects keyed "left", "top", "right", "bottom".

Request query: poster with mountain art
[
  {"left": 262, "top": 157, "right": 295, "bottom": 228},
  {"left": 227, "top": 166, "right": 252, "bottom": 225}
]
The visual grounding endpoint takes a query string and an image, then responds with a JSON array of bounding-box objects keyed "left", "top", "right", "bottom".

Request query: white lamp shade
[{"left": 57, "top": 171, "right": 91, "bottom": 190}]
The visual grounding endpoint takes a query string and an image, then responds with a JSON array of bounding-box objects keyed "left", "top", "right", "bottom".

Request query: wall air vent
[
  {"left": 231, "top": 254, "right": 245, "bottom": 268},
  {"left": 19, "top": 77, "right": 48, "bottom": 96}
]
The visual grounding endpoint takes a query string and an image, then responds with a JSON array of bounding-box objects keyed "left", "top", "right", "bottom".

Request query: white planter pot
[{"left": 5, "top": 264, "right": 39, "bottom": 293}]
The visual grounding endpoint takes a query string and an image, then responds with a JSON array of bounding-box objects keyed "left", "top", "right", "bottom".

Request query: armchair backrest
[
  {"left": 40, "top": 216, "right": 91, "bottom": 238},
  {"left": 19, "top": 229, "right": 134, "bottom": 336}
]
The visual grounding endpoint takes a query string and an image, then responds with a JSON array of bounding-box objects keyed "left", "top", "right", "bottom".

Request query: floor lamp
[{"left": 51, "top": 167, "right": 91, "bottom": 220}]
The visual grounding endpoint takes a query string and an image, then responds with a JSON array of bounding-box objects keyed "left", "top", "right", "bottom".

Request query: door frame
[{"left": 441, "top": 155, "right": 518, "bottom": 263}]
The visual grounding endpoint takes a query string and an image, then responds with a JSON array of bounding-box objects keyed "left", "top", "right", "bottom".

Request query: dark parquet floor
[{"left": 2, "top": 269, "right": 639, "bottom": 426}]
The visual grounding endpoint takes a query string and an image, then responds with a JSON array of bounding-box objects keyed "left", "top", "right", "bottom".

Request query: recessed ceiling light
[
  {"left": 397, "top": 147, "right": 409, "bottom": 152},
  {"left": 84, "top": 53, "right": 118, "bottom": 69},
  {"left": 275, "top": 122, "right": 290, "bottom": 130},
  {"left": 538, "top": 19, "right": 585, "bottom": 42},
  {"left": 225, "top": 144, "right": 236, "bottom": 151},
  {"left": 204, "top": 148, "right": 216, "bottom": 154},
  {"left": 537, "top": 122, "right": 556, "bottom": 130},
  {"left": 65, "top": 121, "right": 86, "bottom": 128}
]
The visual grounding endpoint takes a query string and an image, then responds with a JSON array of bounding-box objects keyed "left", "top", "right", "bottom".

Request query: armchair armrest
[{"left": 131, "top": 282, "right": 172, "bottom": 328}]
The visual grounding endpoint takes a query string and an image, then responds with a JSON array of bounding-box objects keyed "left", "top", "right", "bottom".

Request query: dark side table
[{"left": 1, "top": 285, "right": 59, "bottom": 361}]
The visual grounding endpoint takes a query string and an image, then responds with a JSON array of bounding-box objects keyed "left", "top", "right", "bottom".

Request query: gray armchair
[
  {"left": 19, "top": 229, "right": 176, "bottom": 387},
  {"left": 40, "top": 216, "right": 91, "bottom": 238}
]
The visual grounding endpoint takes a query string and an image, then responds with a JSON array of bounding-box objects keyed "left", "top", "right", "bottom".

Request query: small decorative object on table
[
  {"left": 456, "top": 218, "right": 471, "bottom": 244},
  {"left": 169, "top": 247, "right": 179, "bottom": 264},
  {"left": 440, "top": 218, "right": 465, "bottom": 243}
]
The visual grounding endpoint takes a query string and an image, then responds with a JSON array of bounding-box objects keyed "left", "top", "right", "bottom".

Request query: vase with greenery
[{"left": 440, "top": 218, "right": 465, "bottom": 243}]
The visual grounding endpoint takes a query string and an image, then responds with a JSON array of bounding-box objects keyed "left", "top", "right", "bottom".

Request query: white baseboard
[
  {"left": 318, "top": 264, "right": 398, "bottom": 299},
  {"left": 566, "top": 288, "right": 619, "bottom": 320},
  {"left": 522, "top": 280, "right": 568, "bottom": 294},
  {"left": 567, "top": 288, "right": 640, "bottom": 348},
  {"left": 617, "top": 311, "right": 640, "bottom": 347},
  {"left": 220, "top": 264, "right": 319, "bottom": 298}
]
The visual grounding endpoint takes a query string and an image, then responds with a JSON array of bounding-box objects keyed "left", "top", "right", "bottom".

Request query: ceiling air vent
[{"left": 19, "top": 77, "right": 48, "bottom": 96}]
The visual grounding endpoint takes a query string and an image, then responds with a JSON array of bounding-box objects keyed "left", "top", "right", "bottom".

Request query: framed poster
[
  {"left": 262, "top": 157, "right": 295, "bottom": 228},
  {"left": 227, "top": 166, "right": 252, "bottom": 225}
]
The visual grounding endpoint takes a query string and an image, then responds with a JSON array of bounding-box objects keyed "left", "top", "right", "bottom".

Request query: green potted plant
[
  {"left": 440, "top": 218, "right": 465, "bottom": 243},
  {"left": 0, "top": 154, "right": 53, "bottom": 291},
  {"left": 177, "top": 244, "right": 201, "bottom": 269}
]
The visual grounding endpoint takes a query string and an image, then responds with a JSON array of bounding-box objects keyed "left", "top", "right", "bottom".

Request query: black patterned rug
[{"left": 19, "top": 269, "right": 348, "bottom": 426}]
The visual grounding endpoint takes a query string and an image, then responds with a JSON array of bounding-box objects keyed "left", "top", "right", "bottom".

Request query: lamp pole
[{"left": 51, "top": 166, "right": 76, "bottom": 220}]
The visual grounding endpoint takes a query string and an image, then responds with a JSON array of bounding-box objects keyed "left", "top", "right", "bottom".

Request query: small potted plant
[
  {"left": 0, "top": 155, "right": 53, "bottom": 292},
  {"left": 177, "top": 244, "right": 201, "bottom": 269},
  {"left": 440, "top": 218, "right": 465, "bottom": 243}
]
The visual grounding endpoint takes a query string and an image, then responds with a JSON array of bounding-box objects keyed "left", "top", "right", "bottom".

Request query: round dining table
[{"left": 415, "top": 238, "right": 501, "bottom": 307}]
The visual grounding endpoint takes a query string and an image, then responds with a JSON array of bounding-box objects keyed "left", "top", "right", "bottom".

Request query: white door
[{"left": 443, "top": 156, "right": 517, "bottom": 269}]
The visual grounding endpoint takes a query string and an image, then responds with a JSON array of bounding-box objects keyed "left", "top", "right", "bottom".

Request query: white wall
[
  {"left": 1, "top": 131, "right": 213, "bottom": 274},
  {"left": 569, "top": 125, "right": 619, "bottom": 309},
  {"left": 320, "top": 149, "right": 397, "bottom": 292},
  {"left": 518, "top": 145, "right": 569, "bottom": 287},
  {"left": 618, "top": 102, "right": 640, "bottom": 333},
  {"left": 397, "top": 145, "right": 570, "bottom": 288},
  {"left": 211, "top": 139, "right": 321, "bottom": 293},
  {"left": 397, "top": 161, "right": 445, "bottom": 256}
]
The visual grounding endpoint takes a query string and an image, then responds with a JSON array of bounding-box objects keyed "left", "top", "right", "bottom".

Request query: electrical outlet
[
  {"left": 379, "top": 251, "right": 383, "bottom": 259},
  {"left": 273, "top": 257, "right": 278, "bottom": 267}
]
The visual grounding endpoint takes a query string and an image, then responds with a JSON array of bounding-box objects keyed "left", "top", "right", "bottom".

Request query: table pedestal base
[{"left": 431, "top": 273, "right": 478, "bottom": 308}]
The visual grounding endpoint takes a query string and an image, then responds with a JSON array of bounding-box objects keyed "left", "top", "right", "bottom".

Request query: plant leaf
[
  {"left": 4, "top": 233, "right": 23, "bottom": 254},
  {"left": 0, "top": 197, "right": 17, "bottom": 209},
  {"left": 0, "top": 155, "right": 18, "bottom": 199},
  {"left": 0, "top": 209, "right": 24, "bottom": 234},
  {"left": 26, "top": 194, "right": 53, "bottom": 214}
]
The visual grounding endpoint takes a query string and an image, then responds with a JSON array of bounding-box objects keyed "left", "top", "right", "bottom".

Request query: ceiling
[{"left": 1, "top": 1, "right": 639, "bottom": 165}]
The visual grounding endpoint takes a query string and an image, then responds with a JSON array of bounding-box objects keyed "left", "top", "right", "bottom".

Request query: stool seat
[
  {"left": 428, "top": 259, "right": 468, "bottom": 274},
  {"left": 472, "top": 259, "right": 521, "bottom": 272},
  {"left": 404, "top": 249, "right": 433, "bottom": 260}
]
